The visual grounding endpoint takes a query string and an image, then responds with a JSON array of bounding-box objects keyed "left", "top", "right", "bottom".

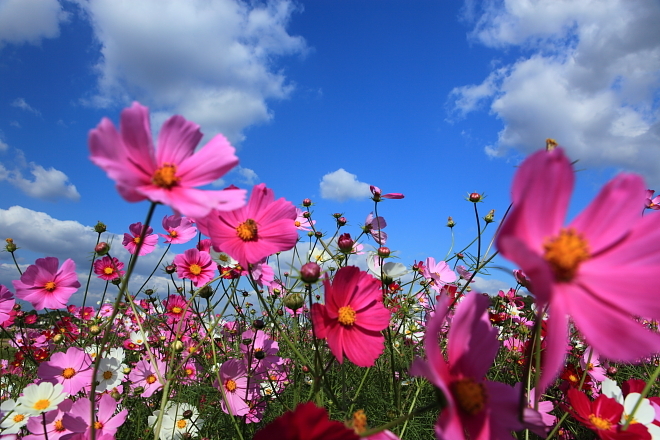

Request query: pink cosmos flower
[
  {"left": 0, "top": 285, "right": 15, "bottom": 326},
  {"left": 294, "top": 207, "right": 315, "bottom": 231},
  {"left": 173, "top": 248, "right": 215, "bottom": 287},
  {"left": 370, "top": 185, "right": 404, "bottom": 201},
  {"left": 496, "top": 148, "right": 660, "bottom": 392},
  {"left": 364, "top": 212, "right": 387, "bottom": 245},
  {"left": 410, "top": 293, "right": 522, "bottom": 440},
  {"left": 13, "top": 257, "right": 80, "bottom": 310},
  {"left": 215, "top": 358, "right": 257, "bottom": 416},
  {"left": 122, "top": 222, "right": 159, "bottom": 256},
  {"left": 89, "top": 101, "right": 246, "bottom": 218},
  {"left": 24, "top": 399, "right": 74, "bottom": 440},
  {"left": 163, "top": 295, "right": 192, "bottom": 324},
  {"left": 645, "top": 189, "right": 660, "bottom": 210},
  {"left": 38, "top": 347, "right": 94, "bottom": 395},
  {"left": 62, "top": 394, "right": 127, "bottom": 439},
  {"left": 422, "top": 258, "right": 457, "bottom": 293},
  {"left": 311, "top": 266, "right": 391, "bottom": 367},
  {"left": 196, "top": 183, "right": 298, "bottom": 268},
  {"left": 93, "top": 256, "right": 125, "bottom": 281},
  {"left": 129, "top": 357, "right": 166, "bottom": 397},
  {"left": 160, "top": 214, "right": 197, "bottom": 244}
]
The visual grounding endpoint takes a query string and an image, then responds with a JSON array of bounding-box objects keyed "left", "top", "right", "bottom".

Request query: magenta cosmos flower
[
  {"left": 122, "top": 222, "right": 158, "bottom": 256},
  {"left": 496, "top": 148, "right": 660, "bottom": 392},
  {"left": 173, "top": 248, "right": 215, "bottom": 287},
  {"left": 160, "top": 214, "right": 197, "bottom": 244},
  {"left": 311, "top": 266, "right": 391, "bottom": 367},
  {"left": 89, "top": 102, "right": 246, "bottom": 218},
  {"left": 196, "top": 183, "right": 298, "bottom": 268},
  {"left": 214, "top": 358, "right": 258, "bottom": 416},
  {"left": 13, "top": 257, "right": 80, "bottom": 310},
  {"left": 93, "top": 256, "right": 125, "bottom": 281},
  {"left": 411, "top": 293, "right": 522, "bottom": 440}
]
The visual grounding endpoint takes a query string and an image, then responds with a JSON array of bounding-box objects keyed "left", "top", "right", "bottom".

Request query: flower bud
[
  {"left": 123, "top": 367, "right": 132, "bottom": 374},
  {"left": 337, "top": 217, "right": 347, "bottom": 226},
  {"left": 198, "top": 285, "right": 214, "bottom": 299},
  {"left": 5, "top": 238, "right": 17, "bottom": 253},
  {"left": 332, "top": 213, "right": 342, "bottom": 219},
  {"left": 483, "top": 209, "right": 495, "bottom": 223},
  {"left": 302, "top": 211, "right": 311, "bottom": 219},
  {"left": 446, "top": 217, "right": 455, "bottom": 228},
  {"left": 253, "top": 319, "right": 265, "bottom": 329},
  {"left": 302, "top": 198, "right": 312, "bottom": 207},
  {"left": 165, "top": 264, "right": 176, "bottom": 274},
  {"left": 94, "top": 221, "right": 107, "bottom": 233},
  {"left": 183, "top": 410, "right": 193, "bottom": 419},
  {"left": 314, "top": 231, "right": 323, "bottom": 238},
  {"left": 145, "top": 289, "right": 154, "bottom": 296},
  {"left": 172, "top": 340, "right": 184, "bottom": 352},
  {"left": 283, "top": 292, "right": 305, "bottom": 311},
  {"left": 607, "top": 366, "right": 617, "bottom": 375},
  {"left": 53, "top": 334, "right": 64, "bottom": 343},
  {"left": 337, "top": 233, "right": 354, "bottom": 253},
  {"left": 377, "top": 247, "right": 390, "bottom": 258},
  {"left": 300, "top": 262, "right": 321, "bottom": 283},
  {"left": 95, "top": 242, "right": 110, "bottom": 256},
  {"left": 111, "top": 278, "right": 121, "bottom": 286},
  {"left": 89, "top": 325, "right": 102, "bottom": 335},
  {"left": 468, "top": 193, "right": 482, "bottom": 202},
  {"left": 110, "top": 391, "right": 121, "bottom": 400}
]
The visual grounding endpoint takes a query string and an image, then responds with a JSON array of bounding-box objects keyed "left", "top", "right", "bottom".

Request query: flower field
[{"left": 1, "top": 104, "right": 659, "bottom": 440}]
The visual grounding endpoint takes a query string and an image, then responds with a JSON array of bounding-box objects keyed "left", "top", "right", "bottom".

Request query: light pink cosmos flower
[
  {"left": 89, "top": 101, "right": 246, "bottom": 218},
  {"left": 122, "top": 222, "right": 159, "bottom": 256},
  {"left": 0, "top": 285, "right": 15, "bottom": 325},
  {"left": 422, "top": 258, "right": 457, "bottom": 293},
  {"left": 496, "top": 148, "right": 660, "bottom": 392},
  {"left": 160, "top": 214, "right": 197, "bottom": 244},
  {"left": 294, "top": 208, "right": 315, "bottom": 231},
  {"left": 129, "top": 357, "right": 166, "bottom": 397},
  {"left": 645, "top": 189, "right": 660, "bottom": 210},
  {"left": 93, "top": 256, "right": 125, "bottom": 281},
  {"left": 173, "top": 248, "right": 215, "bottom": 287},
  {"left": 364, "top": 212, "right": 387, "bottom": 245},
  {"left": 62, "top": 394, "right": 127, "bottom": 439},
  {"left": 24, "top": 399, "right": 74, "bottom": 440},
  {"left": 38, "top": 347, "right": 94, "bottom": 395},
  {"left": 370, "top": 185, "right": 404, "bottom": 201},
  {"left": 197, "top": 183, "right": 298, "bottom": 268},
  {"left": 411, "top": 293, "right": 522, "bottom": 440},
  {"left": 215, "top": 358, "right": 257, "bottom": 416},
  {"left": 13, "top": 257, "right": 80, "bottom": 310},
  {"left": 311, "top": 266, "right": 391, "bottom": 367}
]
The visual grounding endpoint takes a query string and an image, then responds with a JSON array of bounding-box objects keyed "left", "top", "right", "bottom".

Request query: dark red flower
[{"left": 252, "top": 402, "right": 359, "bottom": 440}]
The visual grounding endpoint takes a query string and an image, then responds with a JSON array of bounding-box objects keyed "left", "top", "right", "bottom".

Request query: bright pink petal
[
  {"left": 176, "top": 133, "right": 238, "bottom": 187},
  {"left": 340, "top": 327, "right": 385, "bottom": 367},
  {"left": 155, "top": 114, "right": 202, "bottom": 166},
  {"left": 538, "top": 296, "right": 570, "bottom": 393}
]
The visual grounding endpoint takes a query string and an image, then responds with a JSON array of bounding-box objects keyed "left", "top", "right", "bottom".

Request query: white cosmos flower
[
  {"left": 95, "top": 357, "right": 125, "bottom": 393},
  {"left": 16, "top": 382, "right": 67, "bottom": 416},
  {"left": 0, "top": 399, "right": 30, "bottom": 434},
  {"left": 149, "top": 402, "right": 203, "bottom": 440},
  {"left": 367, "top": 253, "right": 407, "bottom": 281}
]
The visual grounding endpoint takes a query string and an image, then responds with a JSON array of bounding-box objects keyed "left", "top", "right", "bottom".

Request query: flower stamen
[{"left": 543, "top": 228, "right": 590, "bottom": 282}]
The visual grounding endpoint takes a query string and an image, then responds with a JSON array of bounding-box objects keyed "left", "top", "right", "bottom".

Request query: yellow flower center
[
  {"left": 451, "top": 378, "right": 487, "bottom": 416},
  {"left": 352, "top": 409, "right": 367, "bottom": 434},
  {"left": 177, "top": 419, "right": 188, "bottom": 429},
  {"left": 225, "top": 379, "right": 237, "bottom": 392},
  {"left": 169, "top": 230, "right": 178, "bottom": 238},
  {"left": 54, "top": 420, "right": 65, "bottom": 431},
  {"left": 62, "top": 367, "right": 76, "bottom": 379},
  {"left": 103, "top": 370, "right": 113, "bottom": 380},
  {"left": 588, "top": 414, "right": 612, "bottom": 430},
  {"left": 94, "top": 421, "right": 103, "bottom": 429},
  {"left": 133, "top": 236, "right": 141, "bottom": 244},
  {"left": 185, "top": 368, "right": 194, "bottom": 376},
  {"left": 294, "top": 220, "right": 301, "bottom": 227},
  {"left": 33, "top": 399, "right": 51, "bottom": 411},
  {"left": 171, "top": 306, "right": 183, "bottom": 315},
  {"left": 189, "top": 264, "right": 202, "bottom": 275},
  {"left": 337, "top": 305, "right": 357, "bottom": 326},
  {"left": 152, "top": 163, "right": 179, "bottom": 189},
  {"left": 146, "top": 374, "right": 157, "bottom": 384},
  {"left": 236, "top": 219, "right": 258, "bottom": 241},
  {"left": 44, "top": 281, "right": 56, "bottom": 292},
  {"left": 13, "top": 414, "right": 25, "bottom": 422},
  {"left": 543, "top": 228, "right": 590, "bottom": 282},
  {"left": 104, "top": 267, "right": 114, "bottom": 275}
]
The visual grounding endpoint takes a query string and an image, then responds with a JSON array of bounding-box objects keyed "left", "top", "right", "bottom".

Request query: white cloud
[
  {"left": 0, "top": 139, "right": 7, "bottom": 152},
  {"left": 0, "top": 161, "right": 80, "bottom": 202},
  {"left": 319, "top": 168, "right": 372, "bottom": 202},
  {"left": 471, "top": 276, "right": 512, "bottom": 296},
  {"left": 11, "top": 98, "right": 41, "bottom": 116},
  {"left": 0, "top": 0, "right": 68, "bottom": 47},
  {"left": 452, "top": 0, "right": 660, "bottom": 184},
  {"left": 76, "top": 0, "right": 307, "bottom": 143},
  {"left": 235, "top": 166, "right": 259, "bottom": 185}
]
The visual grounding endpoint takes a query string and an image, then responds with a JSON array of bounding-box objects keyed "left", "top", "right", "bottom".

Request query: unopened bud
[
  {"left": 111, "top": 278, "right": 121, "bottom": 286},
  {"left": 171, "top": 340, "right": 184, "bottom": 352},
  {"left": 5, "top": 238, "right": 17, "bottom": 253},
  {"left": 198, "top": 285, "right": 214, "bottom": 299},
  {"left": 337, "top": 233, "right": 354, "bottom": 253},
  {"left": 484, "top": 209, "right": 495, "bottom": 223},
  {"left": 607, "top": 366, "right": 617, "bottom": 376},
  {"left": 123, "top": 367, "right": 132, "bottom": 374},
  {"left": 95, "top": 242, "right": 110, "bottom": 256},
  {"left": 53, "top": 334, "right": 64, "bottom": 343},
  {"left": 145, "top": 289, "right": 154, "bottom": 296},
  {"left": 337, "top": 217, "right": 347, "bottom": 226},
  {"left": 377, "top": 247, "right": 390, "bottom": 258},
  {"left": 468, "top": 193, "right": 482, "bottom": 203},
  {"left": 446, "top": 216, "right": 455, "bottom": 228},
  {"left": 283, "top": 293, "right": 305, "bottom": 311},
  {"left": 300, "top": 262, "right": 321, "bottom": 284},
  {"left": 302, "top": 211, "right": 311, "bottom": 219},
  {"left": 165, "top": 264, "right": 176, "bottom": 274},
  {"left": 89, "top": 325, "right": 102, "bottom": 335},
  {"left": 253, "top": 319, "right": 265, "bottom": 330},
  {"left": 110, "top": 391, "right": 121, "bottom": 400},
  {"left": 183, "top": 410, "right": 193, "bottom": 419},
  {"left": 314, "top": 231, "right": 323, "bottom": 238},
  {"left": 94, "top": 221, "right": 107, "bottom": 233},
  {"left": 332, "top": 213, "right": 342, "bottom": 219},
  {"left": 302, "top": 199, "right": 312, "bottom": 207}
]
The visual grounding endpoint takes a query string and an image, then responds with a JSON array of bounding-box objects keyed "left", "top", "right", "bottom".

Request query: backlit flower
[
  {"left": 89, "top": 101, "right": 246, "bottom": 218},
  {"left": 496, "top": 148, "right": 660, "bottom": 392},
  {"left": 311, "top": 266, "right": 391, "bottom": 367},
  {"left": 160, "top": 214, "right": 197, "bottom": 244},
  {"left": 122, "top": 222, "right": 158, "bottom": 256},
  {"left": 93, "top": 256, "right": 125, "bottom": 281},
  {"left": 13, "top": 257, "right": 80, "bottom": 310},
  {"left": 197, "top": 183, "right": 298, "bottom": 268}
]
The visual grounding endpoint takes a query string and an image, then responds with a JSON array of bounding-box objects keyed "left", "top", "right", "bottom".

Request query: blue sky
[{"left": 1, "top": 0, "right": 659, "bottom": 305}]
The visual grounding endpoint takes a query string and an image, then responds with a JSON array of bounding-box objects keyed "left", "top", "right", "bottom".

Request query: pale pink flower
[
  {"left": 497, "top": 148, "right": 660, "bottom": 392},
  {"left": 62, "top": 394, "right": 127, "bottom": 439},
  {"left": 89, "top": 101, "right": 245, "bottom": 218},
  {"left": 122, "top": 222, "right": 159, "bottom": 256},
  {"left": 422, "top": 258, "right": 456, "bottom": 293},
  {"left": 160, "top": 214, "right": 197, "bottom": 244},
  {"left": 215, "top": 358, "right": 257, "bottom": 416},
  {"left": 38, "top": 347, "right": 94, "bottom": 395},
  {"left": 173, "top": 248, "right": 215, "bottom": 287},
  {"left": 129, "top": 357, "right": 166, "bottom": 397},
  {"left": 197, "top": 183, "right": 298, "bottom": 268},
  {"left": 24, "top": 399, "right": 74, "bottom": 440},
  {"left": 13, "top": 257, "right": 80, "bottom": 310},
  {"left": 364, "top": 212, "right": 387, "bottom": 245},
  {"left": 294, "top": 208, "right": 314, "bottom": 231},
  {"left": 411, "top": 293, "right": 522, "bottom": 440},
  {"left": 370, "top": 185, "right": 404, "bottom": 201},
  {"left": 645, "top": 189, "right": 660, "bottom": 210},
  {"left": 0, "top": 285, "right": 15, "bottom": 325},
  {"left": 93, "top": 256, "right": 125, "bottom": 281}
]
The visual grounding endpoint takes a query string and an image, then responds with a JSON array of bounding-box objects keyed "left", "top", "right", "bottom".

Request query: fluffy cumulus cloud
[
  {"left": 76, "top": 0, "right": 307, "bottom": 143},
  {"left": 451, "top": 0, "right": 660, "bottom": 183},
  {"left": 0, "top": 0, "right": 68, "bottom": 47},
  {"left": 0, "top": 147, "right": 80, "bottom": 202},
  {"left": 235, "top": 166, "right": 259, "bottom": 186},
  {"left": 319, "top": 168, "right": 372, "bottom": 202}
]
